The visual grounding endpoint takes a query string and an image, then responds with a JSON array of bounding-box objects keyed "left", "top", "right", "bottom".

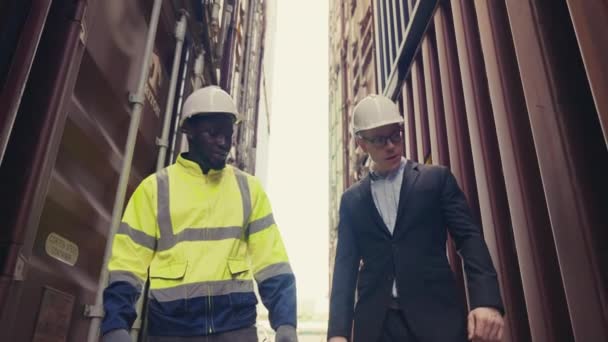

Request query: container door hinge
[
  {"left": 129, "top": 92, "right": 145, "bottom": 106},
  {"left": 156, "top": 137, "right": 169, "bottom": 148},
  {"left": 13, "top": 253, "right": 27, "bottom": 281}
]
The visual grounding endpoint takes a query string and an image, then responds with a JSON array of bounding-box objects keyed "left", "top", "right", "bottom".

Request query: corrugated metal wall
[{"left": 373, "top": 0, "right": 608, "bottom": 341}]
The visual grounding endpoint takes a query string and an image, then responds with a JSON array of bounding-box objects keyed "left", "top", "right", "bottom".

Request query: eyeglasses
[{"left": 359, "top": 130, "right": 403, "bottom": 147}]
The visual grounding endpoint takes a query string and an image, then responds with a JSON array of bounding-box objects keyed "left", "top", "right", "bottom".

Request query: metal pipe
[
  {"left": 217, "top": 0, "right": 232, "bottom": 59},
  {"left": 210, "top": 0, "right": 222, "bottom": 37},
  {"left": 219, "top": 0, "right": 237, "bottom": 90},
  {"left": 169, "top": 50, "right": 203, "bottom": 163},
  {"left": 168, "top": 49, "right": 195, "bottom": 164},
  {"left": 193, "top": 51, "right": 205, "bottom": 90},
  {"left": 240, "top": 0, "right": 257, "bottom": 114},
  {"left": 85, "top": 0, "right": 164, "bottom": 340},
  {"left": 156, "top": 13, "right": 187, "bottom": 171},
  {"left": 236, "top": 0, "right": 258, "bottom": 171},
  {"left": 129, "top": 16, "right": 187, "bottom": 341}
]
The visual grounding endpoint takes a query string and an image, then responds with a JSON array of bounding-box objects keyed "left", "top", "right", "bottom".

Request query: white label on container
[{"left": 45, "top": 233, "right": 79, "bottom": 266}]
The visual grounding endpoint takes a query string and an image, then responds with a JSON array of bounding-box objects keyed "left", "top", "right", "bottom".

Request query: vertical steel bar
[
  {"left": 473, "top": 1, "right": 576, "bottom": 341},
  {"left": 411, "top": 57, "right": 429, "bottom": 163},
  {"left": 397, "top": 0, "right": 407, "bottom": 38},
  {"left": 404, "top": 79, "right": 418, "bottom": 161},
  {"left": 420, "top": 23, "right": 466, "bottom": 320},
  {"left": 389, "top": 0, "right": 399, "bottom": 60},
  {"left": 384, "top": 0, "right": 395, "bottom": 69},
  {"left": 378, "top": 0, "right": 389, "bottom": 91},
  {"left": 432, "top": 3, "right": 477, "bottom": 204},
  {"left": 449, "top": 2, "right": 518, "bottom": 328},
  {"left": 373, "top": 0, "right": 385, "bottom": 92},
  {"left": 433, "top": 2, "right": 478, "bottom": 305},
  {"left": 156, "top": 13, "right": 187, "bottom": 171},
  {"left": 86, "top": 0, "right": 164, "bottom": 340},
  {"left": 421, "top": 29, "right": 449, "bottom": 166},
  {"left": 401, "top": 82, "right": 411, "bottom": 159}
]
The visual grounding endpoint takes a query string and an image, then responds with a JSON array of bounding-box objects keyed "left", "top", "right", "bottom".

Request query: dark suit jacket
[{"left": 328, "top": 161, "right": 504, "bottom": 342}]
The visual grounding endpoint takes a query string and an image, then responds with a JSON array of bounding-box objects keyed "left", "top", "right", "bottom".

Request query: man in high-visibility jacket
[{"left": 101, "top": 86, "right": 298, "bottom": 342}]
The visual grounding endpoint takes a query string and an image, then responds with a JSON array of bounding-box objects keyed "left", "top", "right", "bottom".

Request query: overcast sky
[{"left": 265, "top": 0, "right": 330, "bottom": 314}]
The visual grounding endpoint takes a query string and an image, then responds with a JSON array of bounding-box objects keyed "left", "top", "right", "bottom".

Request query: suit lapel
[
  {"left": 361, "top": 176, "right": 392, "bottom": 237},
  {"left": 394, "top": 161, "right": 420, "bottom": 233}
]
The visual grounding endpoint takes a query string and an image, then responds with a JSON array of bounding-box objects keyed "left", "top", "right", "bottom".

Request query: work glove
[
  {"left": 275, "top": 325, "right": 298, "bottom": 342},
  {"left": 102, "top": 329, "right": 131, "bottom": 342}
]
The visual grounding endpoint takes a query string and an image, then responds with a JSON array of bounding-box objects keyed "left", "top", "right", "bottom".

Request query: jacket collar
[
  {"left": 369, "top": 157, "right": 407, "bottom": 181},
  {"left": 176, "top": 153, "right": 228, "bottom": 179},
  {"left": 362, "top": 159, "right": 420, "bottom": 237},
  {"left": 361, "top": 176, "right": 391, "bottom": 237},
  {"left": 394, "top": 160, "right": 420, "bottom": 229}
]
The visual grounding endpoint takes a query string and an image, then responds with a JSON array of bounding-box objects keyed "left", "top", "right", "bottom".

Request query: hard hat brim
[
  {"left": 180, "top": 111, "right": 244, "bottom": 127},
  {"left": 353, "top": 117, "right": 403, "bottom": 134}
]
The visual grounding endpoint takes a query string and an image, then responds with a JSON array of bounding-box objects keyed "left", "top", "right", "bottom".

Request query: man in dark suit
[{"left": 327, "top": 95, "right": 505, "bottom": 342}]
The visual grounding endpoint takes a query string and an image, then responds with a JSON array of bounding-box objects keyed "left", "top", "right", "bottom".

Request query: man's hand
[
  {"left": 468, "top": 307, "right": 504, "bottom": 342},
  {"left": 276, "top": 325, "right": 298, "bottom": 342},
  {"left": 328, "top": 337, "right": 348, "bottom": 342}
]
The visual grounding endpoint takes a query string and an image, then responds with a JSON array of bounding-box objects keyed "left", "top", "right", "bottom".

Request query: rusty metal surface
[
  {"left": 0, "top": 2, "right": 89, "bottom": 329},
  {"left": 418, "top": 21, "right": 469, "bottom": 317},
  {"left": 0, "top": 0, "right": 52, "bottom": 165},
  {"left": 431, "top": 1, "right": 479, "bottom": 306},
  {"left": 565, "top": 0, "right": 608, "bottom": 147},
  {"left": 451, "top": 0, "right": 512, "bottom": 297},
  {"left": 432, "top": 2, "right": 479, "bottom": 220},
  {"left": 472, "top": 1, "right": 577, "bottom": 341},
  {"left": 0, "top": 1, "right": 188, "bottom": 340},
  {"left": 32, "top": 287, "right": 75, "bottom": 342},
  {"left": 450, "top": 1, "right": 540, "bottom": 341},
  {"left": 506, "top": 0, "right": 608, "bottom": 340}
]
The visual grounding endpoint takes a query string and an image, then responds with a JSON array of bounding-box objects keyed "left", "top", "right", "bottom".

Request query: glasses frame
[{"left": 357, "top": 129, "right": 404, "bottom": 147}]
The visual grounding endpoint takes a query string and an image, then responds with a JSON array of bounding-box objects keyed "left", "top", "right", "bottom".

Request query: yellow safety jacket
[{"left": 101, "top": 155, "right": 296, "bottom": 337}]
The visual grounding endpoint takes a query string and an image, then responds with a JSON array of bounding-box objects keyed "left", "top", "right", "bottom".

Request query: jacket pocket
[
  {"left": 227, "top": 258, "right": 250, "bottom": 277},
  {"left": 149, "top": 261, "right": 188, "bottom": 280},
  {"left": 148, "top": 262, "right": 188, "bottom": 316}
]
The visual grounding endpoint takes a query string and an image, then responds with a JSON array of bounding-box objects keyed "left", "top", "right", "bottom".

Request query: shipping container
[{"left": 0, "top": 0, "right": 264, "bottom": 340}]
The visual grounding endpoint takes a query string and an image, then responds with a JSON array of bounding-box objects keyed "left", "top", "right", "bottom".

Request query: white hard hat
[
  {"left": 180, "top": 86, "right": 243, "bottom": 126},
  {"left": 351, "top": 94, "right": 403, "bottom": 134}
]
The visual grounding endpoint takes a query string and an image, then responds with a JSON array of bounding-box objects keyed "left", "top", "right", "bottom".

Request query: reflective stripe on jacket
[{"left": 101, "top": 155, "right": 296, "bottom": 337}]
